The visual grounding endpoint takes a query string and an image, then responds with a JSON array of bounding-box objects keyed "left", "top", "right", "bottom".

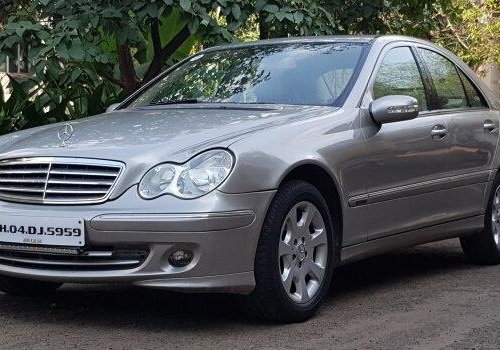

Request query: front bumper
[{"left": 0, "top": 187, "right": 276, "bottom": 294}]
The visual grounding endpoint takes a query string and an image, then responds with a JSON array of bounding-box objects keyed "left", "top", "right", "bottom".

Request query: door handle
[
  {"left": 484, "top": 119, "right": 496, "bottom": 132},
  {"left": 431, "top": 125, "right": 448, "bottom": 139}
]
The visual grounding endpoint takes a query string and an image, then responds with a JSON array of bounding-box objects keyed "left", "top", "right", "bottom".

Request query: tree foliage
[
  {"left": 0, "top": 0, "right": 498, "bottom": 134},
  {"left": 0, "top": 0, "right": 394, "bottom": 133},
  {"left": 0, "top": 0, "right": 252, "bottom": 132},
  {"left": 432, "top": 0, "right": 500, "bottom": 67},
  {"left": 384, "top": 0, "right": 500, "bottom": 67},
  {"left": 0, "top": 0, "right": 397, "bottom": 95}
]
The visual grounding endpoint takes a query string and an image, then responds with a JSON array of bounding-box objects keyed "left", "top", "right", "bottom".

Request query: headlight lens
[{"left": 138, "top": 149, "right": 234, "bottom": 199}]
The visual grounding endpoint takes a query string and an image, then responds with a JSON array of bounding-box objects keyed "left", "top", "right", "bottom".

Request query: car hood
[{"left": 0, "top": 104, "right": 339, "bottom": 164}]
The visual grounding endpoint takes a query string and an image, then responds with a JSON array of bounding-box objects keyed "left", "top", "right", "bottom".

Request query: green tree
[
  {"left": 433, "top": 0, "right": 500, "bottom": 67},
  {"left": 1, "top": 0, "right": 498, "bottom": 135},
  {"left": 256, "top": 0, "right": 388, "bottom": 39},
  {"left": 0, "top": 0, "right": 393, "bottom": 132},
  {"left": 0, "top": 0, "right": 255, "bottom": 131},
  {"left": 1, "top": 0, "right": 241, "bottom": 96},
  {"left": 383, "top": 0, "right": 500, "bottom": 67},
  {"left": 1, "top": 1, "right": 397, "bottom": 95}
]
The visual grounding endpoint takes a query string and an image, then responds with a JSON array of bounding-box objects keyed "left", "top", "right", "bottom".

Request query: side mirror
[
  {"left": 369, "top": 95, "right": 419, "bottom": 124},
  {"left": 106, "top": 103, "right": 121, "bottom": 113}
]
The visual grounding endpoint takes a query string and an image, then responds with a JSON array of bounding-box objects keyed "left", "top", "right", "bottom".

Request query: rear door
[
  {"left": 360, "top": 44, "right": 452, "bottom": 240},
  {"left": 417, "top": 47, "right": 499, "bottom": 220}
]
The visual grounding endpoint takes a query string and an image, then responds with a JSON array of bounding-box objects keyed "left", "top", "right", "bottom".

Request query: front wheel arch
[
  {"left": 243, "top": 180, "right": 337, "bottom": 322},
  {"left": 278, "top": 163, "right": 343, "bottom": 264}
]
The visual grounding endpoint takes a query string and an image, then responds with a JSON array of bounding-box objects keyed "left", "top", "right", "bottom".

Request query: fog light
[{"left": 168, "top": 249, "right": 193, "bottom": 267}]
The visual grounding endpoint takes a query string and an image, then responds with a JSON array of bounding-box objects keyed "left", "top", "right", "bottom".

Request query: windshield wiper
[{"left": 149, "top": 98, "right": 202, "bottom": 106}]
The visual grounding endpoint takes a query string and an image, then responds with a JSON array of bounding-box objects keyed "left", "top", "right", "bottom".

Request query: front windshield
[{"left": 129, "top": 42, "right": 367, "bottom": 107}]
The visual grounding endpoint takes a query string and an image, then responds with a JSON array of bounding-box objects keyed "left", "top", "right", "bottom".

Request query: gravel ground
[{"left": 0, "top": 239, "right": 499, "bottom": 350}]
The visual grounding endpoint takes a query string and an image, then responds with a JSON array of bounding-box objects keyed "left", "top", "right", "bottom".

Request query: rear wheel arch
[{"left": 461, "top": 173, "right": 500, "bottom": 264}]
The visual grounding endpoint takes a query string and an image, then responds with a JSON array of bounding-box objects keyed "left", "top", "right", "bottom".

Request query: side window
[
  {"left": 419, "top": 49, "right": 467, "bottom": 110},
  {"left": 458, "top": 70, "right": 488, "bottom": 108},
  {"left": 373, "top": 47, "right": 428, "bottom": 111}
]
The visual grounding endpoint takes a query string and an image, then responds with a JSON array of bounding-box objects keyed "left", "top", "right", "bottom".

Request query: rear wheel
[
  {"left": 0, "top": 275, "right": 62, "bottom": 296},
  {"left": 460, "top": 178, "right": 500, "bottom": 265},
  {"left": 243, "top": 180, "right": 336, "bottom": 323}
]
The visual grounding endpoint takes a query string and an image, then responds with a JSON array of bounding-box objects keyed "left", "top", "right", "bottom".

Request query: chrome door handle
[
  {"left": 431, "top": 125, "right": 448, "bottom": 138},
  {"left": 484, "top": 120, "right": 496, "bottom": 132}
]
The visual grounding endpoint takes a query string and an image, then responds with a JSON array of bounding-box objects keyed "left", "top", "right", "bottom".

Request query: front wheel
[
  {"left": 243, "top": 180, "right": 336, "bottom": 323},
  {"left": 460, "top": 179, "right": 500, "bottom": 265},
  {"left": 0, "top": 275, "right": 62, "bottom": 296}
]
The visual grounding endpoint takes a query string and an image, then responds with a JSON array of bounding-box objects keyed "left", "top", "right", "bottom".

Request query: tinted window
[
  {"left": 373, "top": 47, "right": 428, "bottom": 111},
  {"left": 419, "top": 49, "right": 467, "bottom": 110},
  {"left": 129, "top": 43, "right": 367, "bottom": 107},
  {"left": 458, "top": 70, "right": 488, "bottom": 108}
]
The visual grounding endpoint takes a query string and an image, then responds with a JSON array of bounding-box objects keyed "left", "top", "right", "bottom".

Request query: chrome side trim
[
  {"left": 349, "top": 170, "right": 491, "bottom": 207},
  {"left": 347, "top": 194, "right": 368, "bottom": 207}
]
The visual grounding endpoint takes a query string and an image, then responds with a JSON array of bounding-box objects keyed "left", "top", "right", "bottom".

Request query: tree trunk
[
  {"left": 142, "top": 25, "right": 191, "bottom": 84},
  {"left": 259, "top": 14, "right": 271, "bottom": 40},
  {"left": 481, "top": 63, "right": 500, "bottom": 98},
  {"left": 117, "top": 44, "right": 141, "bottom": 96}
]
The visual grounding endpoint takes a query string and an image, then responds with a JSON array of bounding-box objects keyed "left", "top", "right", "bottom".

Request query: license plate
[{"left": 0, "top": 215, "right": 85, "bottom": 247}]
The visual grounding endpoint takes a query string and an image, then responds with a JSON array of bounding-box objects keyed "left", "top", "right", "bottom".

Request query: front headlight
[{"left": 138, "top": 149, "right": 234, "bottom": 199}]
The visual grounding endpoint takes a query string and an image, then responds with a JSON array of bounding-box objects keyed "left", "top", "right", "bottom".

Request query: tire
[
  {"left": 460, "top": 177, "right": 500, "bottom": 265},
  {"left": 243, "top": 180, "right": 337, "bottom": 323},
  {"left": 0, "top": 275, "right": 62, "bottom": 296}
]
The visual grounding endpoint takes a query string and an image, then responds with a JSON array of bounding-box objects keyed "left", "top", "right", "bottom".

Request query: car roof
[
  {"left": 203, "top": 35, "right": 377, "bottom": 52},
  {"left": 202, "top": 35, "right": 437, "bottom": 53}
]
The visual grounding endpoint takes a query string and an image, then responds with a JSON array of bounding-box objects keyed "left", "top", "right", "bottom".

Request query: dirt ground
[{"left": 0, "top": 239, "right": 499, "bottom": 350}]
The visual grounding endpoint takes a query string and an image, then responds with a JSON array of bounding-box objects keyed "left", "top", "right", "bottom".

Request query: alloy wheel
[
  {"left": 278, "top": 201, "right": 328, "bottom": 304},
  {"left": 491, "top": 185, "right": 500, "bottom": 246}
]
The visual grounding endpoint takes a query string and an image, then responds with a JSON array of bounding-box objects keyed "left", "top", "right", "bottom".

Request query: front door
[{"left": 360, "top": 45, "right": 452, "bottom": 240}]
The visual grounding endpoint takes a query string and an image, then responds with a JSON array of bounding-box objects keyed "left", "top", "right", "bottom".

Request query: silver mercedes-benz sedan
[{"left": 0, "top": 35, "right": 498, "bottom": 322}]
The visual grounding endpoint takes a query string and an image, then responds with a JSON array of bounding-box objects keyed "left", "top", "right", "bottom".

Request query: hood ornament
[{"left": 58, "top": 123, "right": 74, "bottom": 146}]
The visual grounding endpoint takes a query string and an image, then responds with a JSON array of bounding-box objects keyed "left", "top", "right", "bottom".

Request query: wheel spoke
[
  {"left": 279, "top": 239, "right": 293, "bottom": 257},
  {"left": 298, "top": 270, "right": 310, "bottom": 303},
  {"left": 287, "top": 206, "right": 300, "bottom": 238},
  {"left": 282, "top": 264, "right": 294, "bottom": 292},
  {"left": 302, "top": 204, "right": 316, "bottom": 232},
  {"left": 292, "top": 266, "right": 309, "bottom": 303},
  {"left": 305, "top": 259, "right": 325, "bottom": 281},
  {"left": 492, "top": 187, "right": 500, "bottom": 247},
  {"left": 493, "top": 223, "right": 500, "bottom": 245},
  {"left": 311, "top": 228, "right": 327, "bottom": 247}
]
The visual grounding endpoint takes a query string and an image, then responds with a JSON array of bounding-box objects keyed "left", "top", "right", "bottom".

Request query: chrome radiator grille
[{"left": 0, "top": 158, "right": 123, "bottom": 204}]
